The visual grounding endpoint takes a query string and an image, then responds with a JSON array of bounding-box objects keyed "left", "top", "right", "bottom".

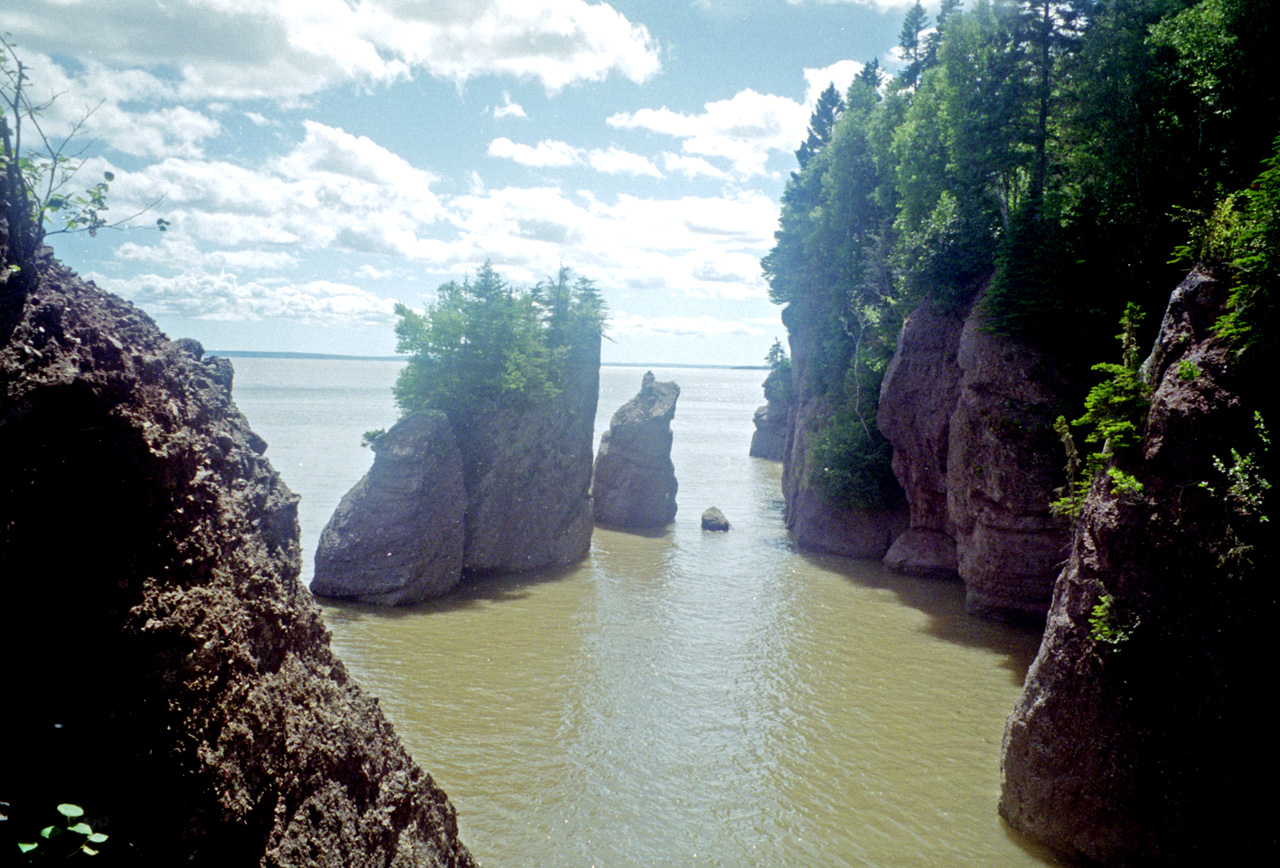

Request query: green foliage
[
  {"left": 762, "top": 339, "right": 793, "bottom": 406},
  {"left": 1088, "top": 591, "right": 1137, "bottom": 649},
  {"left": 1052, "top": 304, "right": 1151, "bottom": 518},
  {"left": 1176, "top": 359, "right": 1200, "bottom": 381},
  {"left": 360, "top": 428, "right": 386, "bottom": 448},
  {"left": 11, "top": 802, "right": 108, "bottom": 861},
  {"left": 810, "top": 413, "right": 900, "bottom": 512},
  {"left": 392, "top": 263, "right": 605, "bottom": 420},
  {"left": 1201, "top": 412, "right": 1270, "bottom": 524}
]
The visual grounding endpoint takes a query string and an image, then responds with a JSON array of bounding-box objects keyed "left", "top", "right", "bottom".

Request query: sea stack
[
  {"left": 592, "top": 371, "right": 680, "bottom": 528},
  {"left": 312, "top": 411, "right": 466, "bottom": 605}
]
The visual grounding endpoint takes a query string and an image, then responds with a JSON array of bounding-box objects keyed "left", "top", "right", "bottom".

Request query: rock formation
[
  {"left": 749, "top": 365, "right": 791, "bottom": 460},
  {"left": 592, "top": 371, "right": 679, "bottom": 528},
  {"left": 877, "top": 290, "right": 1070, "bottom": 621},
  {"left": 0, "top": 245, "right": 475, "bottom": 866},
  {"left": 312, "top": 331, "right": 600, "bottom": 603},
  {"left": 312, "top": 411, "right": 466, "bottom": 605},
  {"left": 457, "top": 335, "right": 600, "bottom": 573},
  {"left": 781, "top": 303, "right": 908, "bottom": 559},
  {"left": 1000, "top": 267, "right": 1276, "bottom": 866},
  {"left": 701, "top": 506, "right": 730, "bottom": 531}
]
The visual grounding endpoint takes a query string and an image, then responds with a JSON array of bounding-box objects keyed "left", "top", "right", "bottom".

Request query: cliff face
[
  {"left": 877, "top": 290, "right": 1069, "bottom": 621},
  {"left": 999, "top": 268, "right": 1276, "bottom": 866},
  {"left": 0, "top": 251, "right": 475, "bottom": 867},
  {"left": 781, "top": 304, "right": 908, "bottom": 558},
  {"left": 459, "top": 334, "right": 600, "bottom": 573}
]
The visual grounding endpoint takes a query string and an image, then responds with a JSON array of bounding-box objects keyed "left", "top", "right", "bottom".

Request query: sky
[{"left": 2, "top": 0, "right": 918, "bottom": 366}]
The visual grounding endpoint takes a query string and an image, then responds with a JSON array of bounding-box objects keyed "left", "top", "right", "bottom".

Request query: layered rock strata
[
  {"left": 1000, "top": 267, "right": 1276, "bottom": 866},
  {"left": 592, "top": 371, "right": 680, "bottom": 528},
  {"left": 877, "top": 291, "right": 1070, "bottom": 620},
  {"left": 0, "top": 249, "right": 476, "bottom": 867},
  {"left": 312, "top": 411, "right": 465, "bottom": 604}
]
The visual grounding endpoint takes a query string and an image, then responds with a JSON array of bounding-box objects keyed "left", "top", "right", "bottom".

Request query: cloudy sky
[{"left": 3, "top": 0, "right": 914, "bottom": 365}]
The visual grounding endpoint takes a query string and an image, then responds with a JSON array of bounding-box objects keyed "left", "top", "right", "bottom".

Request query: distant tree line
[{"left": 764, "top": 0, "right": 1277, "bottom": 510}]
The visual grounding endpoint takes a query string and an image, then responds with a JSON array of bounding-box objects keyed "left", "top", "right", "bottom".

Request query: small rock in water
[{"left": 701, "top": 506, "right": 730, "bottom": 532}]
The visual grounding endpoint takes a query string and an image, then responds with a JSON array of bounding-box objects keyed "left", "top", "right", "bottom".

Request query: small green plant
[
  {"left": 1051, "top": 304, "right": 1151, "bottom": 518},
  {"left": 360, "top": 428, "right": 386, "bottom": 448},
  {"left": 15, "top": 803, "right": 108, "bottom": 861},
  {"left": 1088, "top": 591, "right": 1137, "bottom": 648},
  {"left": 1176, "top": 359, "right": 1200, "bottom": 380},
  {"left": 1201, "top": 411, "right": 1270, "bottom": 523}
]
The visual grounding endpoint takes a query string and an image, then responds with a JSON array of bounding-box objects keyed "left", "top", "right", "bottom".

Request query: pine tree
[{"left": 794, "top": 83, "right": 845, "bottom": 169}]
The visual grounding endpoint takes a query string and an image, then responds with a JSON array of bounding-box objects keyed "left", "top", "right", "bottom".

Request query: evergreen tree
[
  {"left": 897, "top": 1, "right": 931, "bottom": 89},
  {"left": 795, "top": 83, "right": 845, "bottom": 169}
]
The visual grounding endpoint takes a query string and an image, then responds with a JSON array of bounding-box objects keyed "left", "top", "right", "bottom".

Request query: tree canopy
[
  {"left": 393, "top": 263, "right": 606, "bottom": 420},
  {"left": 764, "top": 0, "right": 1278, "bottom": 509}
]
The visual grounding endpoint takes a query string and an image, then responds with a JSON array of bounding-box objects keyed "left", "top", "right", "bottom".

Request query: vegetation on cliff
[
  {"left": 392, "top": 262, "right": 606, "bottom": 420},
  {"left": 763, "top": 0, "right": 1277, "bottom": 512}
]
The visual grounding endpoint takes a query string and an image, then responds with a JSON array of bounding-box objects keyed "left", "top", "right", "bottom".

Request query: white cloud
[
  {"left": 803, "top": 60, "right": 865, "bottom": 105},
  {"left": 0, "top": 0, "right": 661, "bottom": 100},
  {"left": 607, "top": 313, "right": 767, "bottom": 339},
  {"left": 355, "top": 264, "right": 395, "bottom": 280},
  {"left": 493, "top": 92, "right": 528, "bottom": 120},
  {"left": 488, "top": 137, "right": 582, "bottom": 168},
  {"left": 587, "top": 147, "right": 663, "bottom": 178},
  {"left": 607, "top": 89, "right": 810, "bottom": 176},
  {"left": 94, "top": 271, "right": 396, "bottom": 326},
  {"left": 661, "top": 153, "right": 728, "bottom": 180}
]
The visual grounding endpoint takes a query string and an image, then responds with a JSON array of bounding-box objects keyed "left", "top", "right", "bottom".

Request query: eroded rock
[
  {"left": 701, "top": 506, "right": 730, "bottom": 531},
  {"left": 1000, "top": 267, "right": 1275, "bottom": 865},
  {"left": 592, "top": 371, "right": 679, "bottom": 528},
  {"left": 312, "top": 411, "right": 465, "bottom": 605},
  {"left": 0, "top": 251, "right": 476, "bottom": 867}
]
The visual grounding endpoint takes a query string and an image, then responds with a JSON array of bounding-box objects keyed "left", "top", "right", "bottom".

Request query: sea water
[{"left": 231, "top": 358, "right": 1059, "bottom": 868}]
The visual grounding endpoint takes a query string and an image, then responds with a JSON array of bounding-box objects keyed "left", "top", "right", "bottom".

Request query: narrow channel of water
[{"left": 232, "top": 358, "right": 1059, "bottom": 868}]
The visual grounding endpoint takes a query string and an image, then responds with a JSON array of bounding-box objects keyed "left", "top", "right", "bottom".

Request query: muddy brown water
[{"left": 233, "top": 358, "right": 1061, "bottom": 868}]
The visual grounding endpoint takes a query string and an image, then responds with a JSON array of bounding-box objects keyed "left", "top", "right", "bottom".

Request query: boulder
[
  {"left": 312, "top": 411, "right": 465, "bottom": 605},
  {"left": 701, "top": 506, "right": 730, "bottom": 531},
  {"left": 0, "top": 249, "right": 475, "bottom": 866},
  {"left": 592, "top": 371, "right": 679, "bottom": 527},
  {"left": 1000, "top": 267, "right": 1276, "bottom": 866}
]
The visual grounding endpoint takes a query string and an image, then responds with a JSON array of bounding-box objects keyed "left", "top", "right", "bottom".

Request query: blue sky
[{"left": 3, "top": 0, "right": 914, "bottom": 365}]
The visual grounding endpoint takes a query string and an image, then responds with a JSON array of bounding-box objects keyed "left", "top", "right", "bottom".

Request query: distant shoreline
[{"left": 210, "top": 350, "right": 766, "bottom": 370}]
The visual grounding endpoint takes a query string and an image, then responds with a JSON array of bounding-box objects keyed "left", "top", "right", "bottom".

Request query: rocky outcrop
[
  {"left": 312, "top": 411, "right": 465, "bottom": 605},
  {"left": 877, "top": 291, "right": 1070, "bottom": 621},
  {"left": 701, "top": 506, "right": 730, "bottom": 531},
  {"left": 0, "top": 249, "right": 475, "bottom": 867},
  {"left": 749, "top": 366, "right": 792, "bottom": 460},
  {"left": 312, "top": 332, "right": 600, "bottom": 602},
  {"left": 877, "top": 300, "right": 967, "bottom": 577},
  {"left": 781, "top": 303, "right": 907, "bottom": 559},
  {"left": 457, "top": 336, "right": 600, "bottom": 573},
  {"left": 1000, "top": 267, "right": 1276, "bottom": 866},
  {"left": 592, "top": 371, "right": 679, "bottom": 528}
]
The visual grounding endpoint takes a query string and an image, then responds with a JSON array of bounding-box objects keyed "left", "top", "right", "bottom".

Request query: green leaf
[
  {"left": 18, "top": 842, "right": 39, "bottom": 853},
  {"left": 81, "top": 845, "right": 99, "bottom": 856},
  {"left": 57, "top": 803, "right": 84, "bottom": 819},
  {"left": 103, "top": 171, "right": 115, "bottom": 181},
  {"left": 40, "top": 825, "right": 56, "bottom": 838},
  {"left": 68, "top": 822, "right": 93, "bottom": 835},
  {"left": 87, "top": 833, "right": 109, "bottom": 843}
]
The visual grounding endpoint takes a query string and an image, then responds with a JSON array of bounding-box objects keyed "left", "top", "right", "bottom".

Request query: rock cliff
[
  {"left": 781, "top": 304, "right": 907, "bottom": 559},
  {"left": 0, "top": 248, "right": 476, "bottom": 867},
  {"left": 749, "top": 366, "right": 791, "bottom": 460},
  {"left": 592, "top": 371, "right": 679, "bottom": 528},
  {"left": 312, "top": 411, "right": 466, "bottom": 605},
  {"left": 999, "top": 267, "right": 1276, "bottom": 866},
  {"left": 877, "top": 290, "right": 1070, "bottom": 621}
]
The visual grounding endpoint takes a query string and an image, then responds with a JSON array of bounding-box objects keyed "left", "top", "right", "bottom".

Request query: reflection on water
[{"left": 233, "top": 360, "right": 1060, "bottom": 868}]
